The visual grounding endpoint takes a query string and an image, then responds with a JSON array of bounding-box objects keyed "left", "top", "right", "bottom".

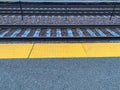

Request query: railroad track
[
  {"left": 0, "top": 25, "right": 120, "bottom": 41},
  {"left": 0, "top": 9, "right": 120, "bottom": 15},
  {"left": 0, "top": 2, "right": 120, "bottom": 15},
  {"left": 0, "top": 2, "right": 120, "bottom": 8}
]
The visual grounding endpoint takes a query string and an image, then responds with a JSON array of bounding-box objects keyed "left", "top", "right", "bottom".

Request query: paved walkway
[{"left": 0, "top": 58, "right": 120, "bottom": 90}]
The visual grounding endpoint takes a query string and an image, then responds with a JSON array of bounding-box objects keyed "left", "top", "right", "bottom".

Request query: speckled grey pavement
[{"left": 0, "top": 58, "right": 120, "bottom": 90}]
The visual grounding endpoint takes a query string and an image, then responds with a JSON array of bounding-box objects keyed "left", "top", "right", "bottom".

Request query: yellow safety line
[
  {"left": 0, "top": 44, "right": 33, "bottom": 59},
  {"left": 30, "top": 43, "right": 87, "bottom": 58},
  {"left": 0, "top": 43, "right": 120, "bottom": 58},
  {"left": 82, "top": 43, "right": 120, "bottom": 57}
]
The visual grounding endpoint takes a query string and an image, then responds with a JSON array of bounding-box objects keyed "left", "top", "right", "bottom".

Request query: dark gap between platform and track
[{"left": 0, "top": 37, "right": 119, "bottom": 43}]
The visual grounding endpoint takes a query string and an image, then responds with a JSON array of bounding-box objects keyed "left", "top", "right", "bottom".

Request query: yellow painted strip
[
  {"left": 82, "top": 43, "right": 120, "bottom": 57},
  {"left": 30, "top": 44, "right": 87, "bottom": 58},
  {"left": 30, "top": 43, "right": 120, "bottom": 58},
  {"left": 0, "top": 43, "right": 120, "bottom": 58},
  {"left": 0, "top": 44, "right": 33, "bottom": 58}
]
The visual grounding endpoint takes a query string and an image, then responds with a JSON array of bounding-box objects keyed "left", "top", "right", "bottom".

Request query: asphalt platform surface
[{"left": 0, "top": 58, "right": 120, "bottom": 90}]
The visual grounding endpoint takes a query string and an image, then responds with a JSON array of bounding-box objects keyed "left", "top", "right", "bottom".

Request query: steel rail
[
  {"left": 0, "top": 3, "right": 120, "bottom": 8},
  {"left": 0, "top": 10, "right": 120, "bottom": 15},
  {"left": 0, "top": 25, "right": 119, "bottom": 28}
]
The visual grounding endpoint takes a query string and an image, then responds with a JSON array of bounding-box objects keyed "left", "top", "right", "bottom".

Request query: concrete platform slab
[{"left": 0, "top": 58, "right": 120, "bottom": 90}]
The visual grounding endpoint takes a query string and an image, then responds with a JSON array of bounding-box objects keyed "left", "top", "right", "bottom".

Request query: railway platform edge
[{"left": 0, "top": 43, "right": 120, "bottom": 59}]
